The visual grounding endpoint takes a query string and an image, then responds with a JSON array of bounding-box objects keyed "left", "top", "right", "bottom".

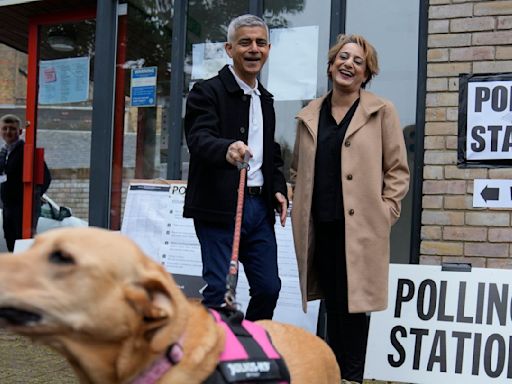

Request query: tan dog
[{"left": 0, "top": 228, "right": 340, "bottom": 384}]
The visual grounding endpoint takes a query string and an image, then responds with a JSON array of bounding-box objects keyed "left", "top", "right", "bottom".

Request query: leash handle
[{"left": 225, "top": 152, "right": 250, "bottom": 309}]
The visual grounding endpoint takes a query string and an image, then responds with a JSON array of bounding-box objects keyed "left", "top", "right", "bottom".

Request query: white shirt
[{"left": 229, "top": 66, "right": 264, "bottom": 187}]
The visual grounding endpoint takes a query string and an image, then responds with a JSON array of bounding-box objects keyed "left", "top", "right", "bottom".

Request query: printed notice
[
  {"left": 121, "top": 181, "right": 319, "bottom": 333},
  {"left": 38, "top": 57, "right": 90, "bottom": 104}
]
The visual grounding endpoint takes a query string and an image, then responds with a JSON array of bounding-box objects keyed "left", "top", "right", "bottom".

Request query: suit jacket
[
  {"left": 1, "top": 140, "right": 51, "bottom": 207},
  {"left": 184, "top": 65, "right": 287, "bottom": 223}
]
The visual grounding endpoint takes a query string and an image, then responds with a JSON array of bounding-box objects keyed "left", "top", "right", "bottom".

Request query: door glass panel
[
  {"left": 180, "top": 0, "right": 250, "bottom": 178},
  {"left": 261, "top": 0, "right": 331, "bottom": 181},
  {"left": 36, "top": 19, "right": 95, "bottom": 232},
  {"left": 113, "top": 0, "right": 173, "bottom": 229},
  {"left": 346, "top": 0, "right": 420, "bottom": 264}
]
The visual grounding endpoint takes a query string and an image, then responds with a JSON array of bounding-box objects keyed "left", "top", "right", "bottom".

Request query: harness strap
[{"left": 206, "top": 309, "right": 291, "bottom": 384}]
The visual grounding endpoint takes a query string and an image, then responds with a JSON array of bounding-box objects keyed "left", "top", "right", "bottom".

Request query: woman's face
[{"left": 329, "top": 42, "right": 368, "bottom": 93}]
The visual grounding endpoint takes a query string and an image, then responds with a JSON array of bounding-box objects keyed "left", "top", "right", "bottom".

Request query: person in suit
[
  {"left": 0, "top": 114, "right": 51, "bottom": 251},
  {"left": 184, "top": 14, "right": 288, "bottom": 321},
  {"left": 290, "top": 34, "right": 410, "bottom": 383}
]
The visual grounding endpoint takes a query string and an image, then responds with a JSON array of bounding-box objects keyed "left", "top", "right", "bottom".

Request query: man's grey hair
[
  {"left": 227, "top": 14, "right": 269, "bottom": 43},
  {"left": 0, "top": 114, "right": 21, "bottom": 126}
]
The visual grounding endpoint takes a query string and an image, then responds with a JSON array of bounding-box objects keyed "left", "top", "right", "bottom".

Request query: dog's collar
[{"left": 130, "top": 340, "right": 184, "bottom": 384}]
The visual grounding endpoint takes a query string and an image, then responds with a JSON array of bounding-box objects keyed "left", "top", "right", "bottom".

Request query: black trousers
[
  {"left": 2, "top": 203, "right": 22, "bottom": 252},
  {"left": 314, "top": 220, "right": 369, "bottom": 383}
]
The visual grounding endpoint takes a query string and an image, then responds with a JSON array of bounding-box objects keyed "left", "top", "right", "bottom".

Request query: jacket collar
[
  {"left": 296, "top": 89, "right": 386, "bottom": 140},
  {"left": 218, "top": 65, "right": 273, "bottom": 100}
]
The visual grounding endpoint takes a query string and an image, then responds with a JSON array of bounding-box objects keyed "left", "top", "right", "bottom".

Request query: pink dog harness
[
  {"left": 203, "top": 309, "right": 290, "bottom": 383},
  {"left": 129, "top": 309, "right": 290, "bottom": 384}
]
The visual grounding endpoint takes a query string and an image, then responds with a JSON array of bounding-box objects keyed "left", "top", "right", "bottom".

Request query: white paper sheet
[{"left": 267, "top": 26, "right": 319, "bottom": 101}]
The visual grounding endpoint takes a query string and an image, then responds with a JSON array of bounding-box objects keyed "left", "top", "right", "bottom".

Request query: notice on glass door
[
  {"left": 267, "top": 26, "right": 319, "bottom": 101},
  {"left": 38, "top": 56, "right": 90, "bottom": 104}
]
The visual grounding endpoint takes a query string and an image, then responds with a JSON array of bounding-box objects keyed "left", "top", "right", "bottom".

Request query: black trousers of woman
[{"left": 314, "top": 220, "right": 369, "bottom": 383}]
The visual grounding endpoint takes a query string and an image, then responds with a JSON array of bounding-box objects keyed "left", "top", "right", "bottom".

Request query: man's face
[
  {"left": 225, "top": 26, "right": 270, "bottom": 87},
  {"left": 0, "top": 121, "right": 22, "bottom": 145}
]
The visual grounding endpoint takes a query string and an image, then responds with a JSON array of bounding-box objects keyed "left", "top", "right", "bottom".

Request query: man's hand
[
  {"left": 275, "top": 192, "right": 287, "bottom": 227},
  {"left": 226, "top": 141, "right": 252, "bottom": 166}
]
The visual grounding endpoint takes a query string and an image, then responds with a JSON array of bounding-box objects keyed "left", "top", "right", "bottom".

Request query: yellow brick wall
[{"left": 421, "top": 0, "right": 512, "bottom": 266}]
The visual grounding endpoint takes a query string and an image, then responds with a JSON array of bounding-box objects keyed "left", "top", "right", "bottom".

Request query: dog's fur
[{"left": 0, "top": 228, "right": 340, "bottom": 384}]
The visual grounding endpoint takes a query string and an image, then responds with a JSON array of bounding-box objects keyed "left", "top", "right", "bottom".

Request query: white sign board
[
  {"left": 121, "top": 182, "right": 319, "bottom": 333},
  {"left": 466, "top": 80, "right": 512, "bottom": 161},
  {"left": 365, "top": 264, "right": 512, "bottom": 383},
  {"left": 473, "top": 179, "right": 512, "bottom": 208}
]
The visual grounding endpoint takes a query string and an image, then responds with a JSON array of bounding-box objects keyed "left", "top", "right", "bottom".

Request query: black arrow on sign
[{"left": 481, "top": 186, "right": 499, "bottom": 202}]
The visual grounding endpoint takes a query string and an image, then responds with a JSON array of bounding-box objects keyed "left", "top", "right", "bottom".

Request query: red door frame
[{"left": 24, "top": 7, "right": 127, "bottom": 236}]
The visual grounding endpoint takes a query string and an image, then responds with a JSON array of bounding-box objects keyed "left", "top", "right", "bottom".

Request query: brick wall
[
  {"left": 45, "top": 169, "right": 134, "bottom": 224},
  {"left": 0, "top": 44, "right": 27, "bottom": 105},
  {"left": 421, "top": 0, "right": 512, "bottom": 267}
]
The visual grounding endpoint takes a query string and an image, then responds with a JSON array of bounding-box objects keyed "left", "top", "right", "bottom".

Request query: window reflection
[
  {"left": 262, "top": 0, "right": 331, "bottom": 180},
  {"left": 346, "top": 0, "right": 420, "bottom": 264}
]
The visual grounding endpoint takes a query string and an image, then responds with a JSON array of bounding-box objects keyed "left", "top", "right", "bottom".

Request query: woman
[{"left": 290, "top": 34, "right": 410, "bottom": 383}]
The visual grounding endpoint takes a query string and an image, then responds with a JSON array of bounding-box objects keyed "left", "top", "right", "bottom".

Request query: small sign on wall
[
  {"left": 458, "top": 73, "right": 512, "bottom": 168},
  {"left": 473, "top": 179, "right": 512, "bottom": 208}
]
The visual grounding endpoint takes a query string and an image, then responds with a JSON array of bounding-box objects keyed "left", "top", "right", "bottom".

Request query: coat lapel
[
  {"left": 295, "top": 95, "right": 326, "bottom": 144},
  {"left": 345, "top": 89, "right": 386, "bottom": 139}
]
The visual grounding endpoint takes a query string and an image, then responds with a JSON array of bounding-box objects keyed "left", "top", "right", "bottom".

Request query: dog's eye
[{"left": 48, "top": 251, "right": 75, "bottom": 265}]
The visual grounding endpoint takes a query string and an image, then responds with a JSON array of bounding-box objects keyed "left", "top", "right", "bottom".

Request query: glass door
[{"left": 24, "top": 9, "right": 96, "bottom": 237}]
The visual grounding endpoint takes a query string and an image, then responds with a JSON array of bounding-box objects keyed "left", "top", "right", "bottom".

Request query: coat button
[
  {"left": 345, "top": 140, "right": 351, "bottom": 147},
  {"left": 242, "top": 95, "right": 248, "bottom": 102},
  {"left": 240, "top": 127, "right": 246, "bottom": 134},
  {"left": 348, "top": 209, "right": 354, "bottom": 215},
  {"left": 347, "top": 174, "right": 353, "bottom": 180}
]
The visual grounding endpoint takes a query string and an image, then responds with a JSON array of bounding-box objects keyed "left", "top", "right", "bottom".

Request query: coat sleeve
[
  {"left": 184, "top": 82, "right": 236, "bottom": 168},
  {"left": 271, "top": 140, "right": 288, "bottom": 206},
  {"left": 381, "top": 101, "right": 410, "bottom": 222}
]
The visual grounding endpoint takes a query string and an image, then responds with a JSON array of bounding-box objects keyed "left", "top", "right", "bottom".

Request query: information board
[{"left": 120, "top": 181, "right": 319, "bottom": 333}]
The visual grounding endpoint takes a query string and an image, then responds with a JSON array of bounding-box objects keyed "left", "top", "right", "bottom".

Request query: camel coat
[{"left": 290, "top": 90, "right": 410, "bottom": 313}]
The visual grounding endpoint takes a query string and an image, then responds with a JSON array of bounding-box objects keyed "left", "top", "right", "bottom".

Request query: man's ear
[
  {"left": 225, "top": 42, "right": 233, "bottom": 58},
  {"left": 124, "top": 273, "right": 188, "bottom": 352}
]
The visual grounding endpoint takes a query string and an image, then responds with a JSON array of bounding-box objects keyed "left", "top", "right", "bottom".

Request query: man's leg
[
  {"left": 193, "top": 220, "right": 233, "bottom": 307},
  {"left": 239, "top": 195, "right": 281, "bottom": 321},
  {"left": 3, "top": 204, "right": 22, "bottom": 252}
]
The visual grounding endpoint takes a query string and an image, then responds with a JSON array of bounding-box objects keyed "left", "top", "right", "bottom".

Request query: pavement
[{"left": 0, "top": 330, "right": 77, "bottom": 383}]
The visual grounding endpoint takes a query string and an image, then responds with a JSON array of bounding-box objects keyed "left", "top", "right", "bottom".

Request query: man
[
  {"left": 184, "top": 14, "right": 288, "bottom": 321},
  {"left": 0, "top": 114, "right": 51, "bottom": 251}
]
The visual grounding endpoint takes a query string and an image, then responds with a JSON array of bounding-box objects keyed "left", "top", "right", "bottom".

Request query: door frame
[{"left": 24, "top": 8, "right": 96, "bottom": 238}]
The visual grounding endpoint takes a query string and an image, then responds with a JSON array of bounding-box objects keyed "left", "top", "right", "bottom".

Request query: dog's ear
[{"left": 124, "top": 273, "right": 187, "bottom": 352}]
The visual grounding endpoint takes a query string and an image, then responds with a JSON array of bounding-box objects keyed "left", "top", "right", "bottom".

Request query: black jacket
[{"left": 184, "top": 65, "right": 287, "bottom": 223}]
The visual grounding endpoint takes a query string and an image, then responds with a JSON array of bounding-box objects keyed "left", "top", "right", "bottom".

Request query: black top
[{"left": 312, "top": 93, "right": 359, "bottom": 222}]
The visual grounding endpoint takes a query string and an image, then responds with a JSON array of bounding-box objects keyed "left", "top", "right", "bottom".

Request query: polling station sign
[
  {"left": 365, "top": 264, "right": 512, "bottom": 384},
  {"left": 458, "top": 73, "right": 512, "bottom": 167}
]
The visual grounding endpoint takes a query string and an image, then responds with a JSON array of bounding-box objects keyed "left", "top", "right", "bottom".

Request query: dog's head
[{"left": 0, "top": 227, "right": 189, "bottom": 382}]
